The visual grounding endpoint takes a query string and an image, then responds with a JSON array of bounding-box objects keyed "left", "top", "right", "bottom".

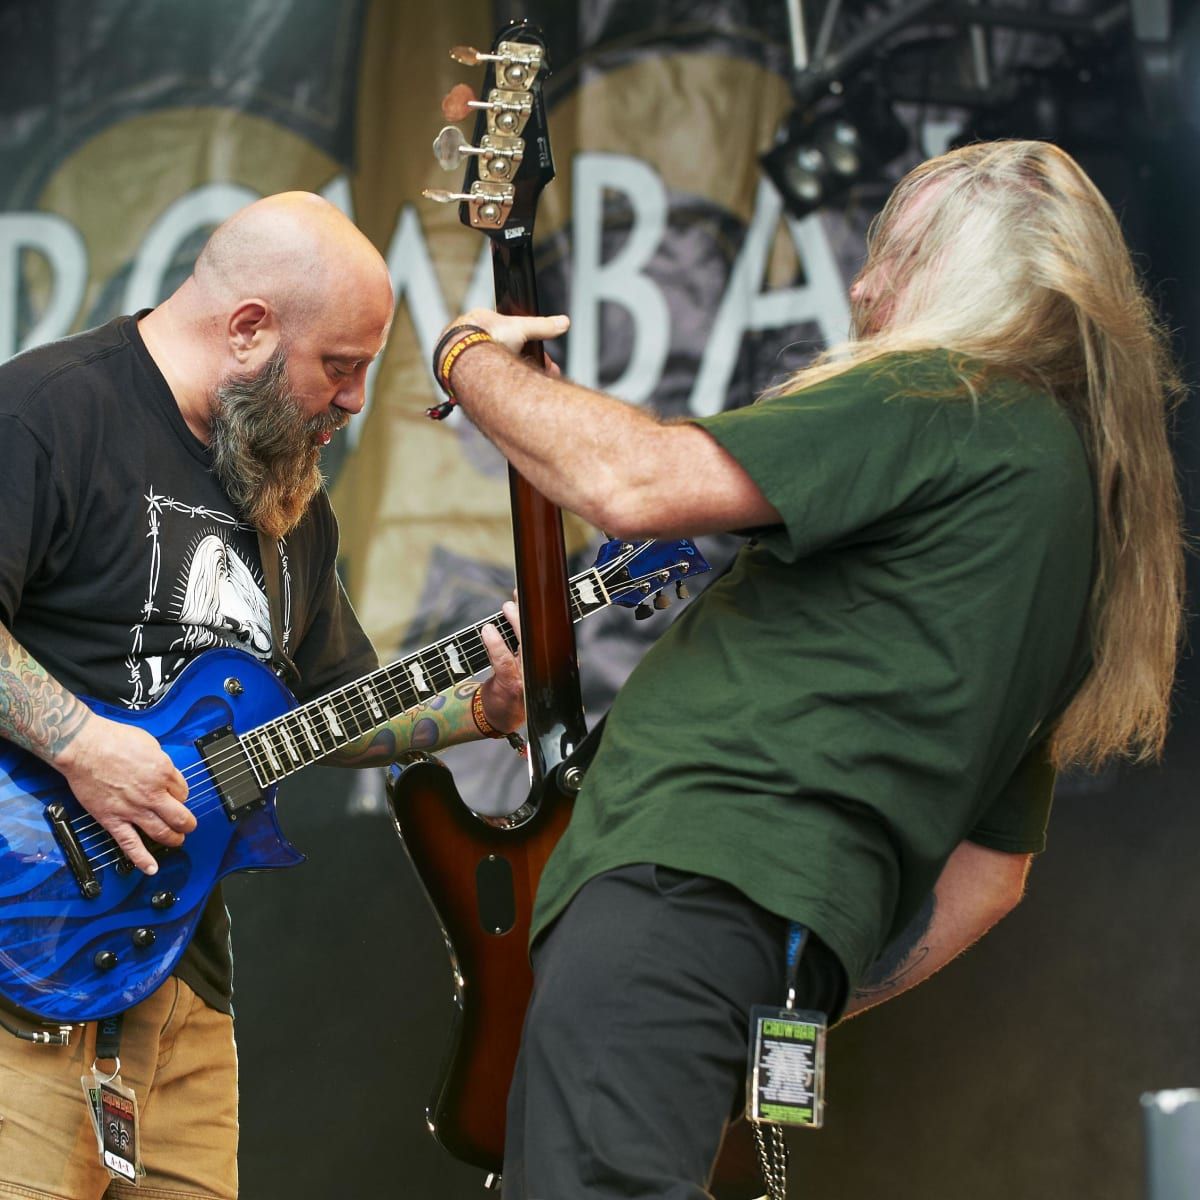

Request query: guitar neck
[
  {"left": 493, "top": 237, "right": 589, "bottom": 781},
  {"left": 240, "top": 562, "right": 609, "bottom": 787}
]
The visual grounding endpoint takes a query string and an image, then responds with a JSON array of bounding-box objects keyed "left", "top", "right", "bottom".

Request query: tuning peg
[
  {"left": 467, "top": 92, "right": 534, "bottom": 137},
  {"left": 422, "top": 182, "right": 515, "bottom": 229},
  {"left": 422, "top": 187, "right": 474, "bottom": 204},
  {"left": 442, "top": 83, "right": 478, "bottom": 123},
  {"left": 433, "top": 127, "right": 468, "bottom": 171},
  {"left": 450, "top": 44, "right": 487, "bottom": 66},
  {"left": 653, "top": 590, "right": 671, "bottom": 610},
  {"left": 634, "top": 602, "right": 654, "bottom": 620},
  {"left": 675, "top": 580, "right": 690, "bottom": 600},
  {"left": 451, "top": 42, "right": 545, "bottom": 91},
  {"left": 432, "top": 126, "right": 524, "bottom": 180}
]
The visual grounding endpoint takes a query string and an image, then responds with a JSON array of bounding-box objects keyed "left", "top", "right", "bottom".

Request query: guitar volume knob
[
  {"left": 131, "top": 927, "right": 157, "bottom": 948},
  {"left": 150, "top": 890, "right": 177, "bottom": 910},
  {"left": 93, "top": 950, "right": 118, "bottom": 971}
]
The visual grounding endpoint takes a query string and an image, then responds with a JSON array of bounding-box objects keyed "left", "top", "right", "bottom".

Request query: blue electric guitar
[{"left": 0, "top": 536, "right": 707, "bottom": 1024}]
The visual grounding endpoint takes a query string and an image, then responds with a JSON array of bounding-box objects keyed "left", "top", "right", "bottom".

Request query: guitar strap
[{"left": 256, "top": 530, "right": 302, "bottom": 692}]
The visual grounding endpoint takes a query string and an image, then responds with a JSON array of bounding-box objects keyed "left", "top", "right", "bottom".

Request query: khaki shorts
[{"left": 0, "top": 978, "right": 238, "bottom": 1200}]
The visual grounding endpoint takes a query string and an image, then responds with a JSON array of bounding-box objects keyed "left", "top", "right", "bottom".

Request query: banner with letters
[{"left": 0, "top": 0, "right": 864, "bottom": 790}]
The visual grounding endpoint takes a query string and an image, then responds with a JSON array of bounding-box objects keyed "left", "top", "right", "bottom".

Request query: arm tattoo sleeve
[
  {"left": 0, "top": 622, "right": 89, "bottom": 762},
  {"left": 853, "top": 889, "right": 936, "bottom": 1000},
  {"left": 331, "top": 680, "right": 482, "bottom": 767}
]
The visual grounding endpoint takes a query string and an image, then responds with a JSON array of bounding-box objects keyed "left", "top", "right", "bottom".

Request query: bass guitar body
[
  {"left": 386, "top": 756, "right": 768, "bottom": 1200},
  {"left": 385, "top": 756, "right": 572, "bottom": 1171}
]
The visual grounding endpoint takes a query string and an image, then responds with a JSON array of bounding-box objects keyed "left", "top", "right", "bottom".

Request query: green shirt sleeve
[
  {"left": 693, "top": 358, "right": 957, "bottom": 562},
  {"left": 967, "top": 740, "right": 1056, "bottom": 854}
]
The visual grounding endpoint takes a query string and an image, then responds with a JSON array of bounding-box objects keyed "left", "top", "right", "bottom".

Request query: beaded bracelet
[
  {"left": 426, "top": 324, "right": 494, "bottom": 420},
  {"left": 471, "top": 683, "right": 505, "bottom": 739}
]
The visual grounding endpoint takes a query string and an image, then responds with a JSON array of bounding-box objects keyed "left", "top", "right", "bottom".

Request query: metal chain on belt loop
[{"left": 752, "top": 1119, "right": 789, "bottom": 1200}]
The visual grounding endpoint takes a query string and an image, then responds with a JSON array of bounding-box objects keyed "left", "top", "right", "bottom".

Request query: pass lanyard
[
  {"left": 784, "top": 922, "right": 809, "bottom": 1012},
  {"left": 95, "top": 1012, "right": 123, "bottom": 1063}
]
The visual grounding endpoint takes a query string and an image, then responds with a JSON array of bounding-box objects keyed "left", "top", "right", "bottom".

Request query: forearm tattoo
[
  {"left": 332, "top": 680, "right": 481, "bottom": 767},
  {"left": 854, "top": 890, "right": 936, "bottom": 1000},
  {"left": 0, "top": 622, "right": 89, "bottom": 761}
]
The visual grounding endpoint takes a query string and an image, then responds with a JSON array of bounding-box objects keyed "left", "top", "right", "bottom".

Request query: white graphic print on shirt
[{"left": 123, "top": 489, "right": 291, "bottom": 708}]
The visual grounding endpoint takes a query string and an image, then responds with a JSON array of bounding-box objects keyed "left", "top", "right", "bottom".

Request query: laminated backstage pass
[
  {"left": 99, "top": 1075, "right": 142, "bottom": 1182},
  {"left": 81, "top": 1066, "right": 144, "bottom": 1183},
  {"left": 80, "top": 1073, "right": 104, "bottom": 1152},
  {"left": 746, "top": 1005, "right": 827, "bottom": 1128}
]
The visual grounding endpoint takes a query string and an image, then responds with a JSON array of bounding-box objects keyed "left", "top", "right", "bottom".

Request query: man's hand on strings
[
  {"left": 479, "top": 599, "right": 525, "bottom": 734},
  {"left": 57, "top": 713, "right": 195, "bottom": 875}
]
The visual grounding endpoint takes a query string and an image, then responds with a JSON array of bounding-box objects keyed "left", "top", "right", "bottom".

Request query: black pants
[{"left": 502, "top": 863, "right": 846, "bottom": 1200}]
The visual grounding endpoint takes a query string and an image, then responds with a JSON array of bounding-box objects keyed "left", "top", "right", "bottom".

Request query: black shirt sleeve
[{"left": 0, "top": 416, "right": 61, "bottom": 627}]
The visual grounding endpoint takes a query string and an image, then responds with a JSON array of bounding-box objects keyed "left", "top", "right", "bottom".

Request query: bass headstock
[{"left": 423, "top": 19, "right": 554, "bottom": 247}]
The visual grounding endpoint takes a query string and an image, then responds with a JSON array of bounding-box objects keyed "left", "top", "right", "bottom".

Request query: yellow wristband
[
  {"left": 471, "top": 684, "right": 504, "bottom": 738},
  {"left": 439, "top": 329, "right": 494, "bottom": 397}
]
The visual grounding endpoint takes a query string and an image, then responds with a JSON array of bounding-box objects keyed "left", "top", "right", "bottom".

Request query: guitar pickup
[{"left": 195, "top": 726, "right": 266, "bottom": 821}]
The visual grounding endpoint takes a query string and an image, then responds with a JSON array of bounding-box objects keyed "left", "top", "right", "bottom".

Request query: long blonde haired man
[{"left": 435, "top": 140, "right": 1184, "bottom": 1199}]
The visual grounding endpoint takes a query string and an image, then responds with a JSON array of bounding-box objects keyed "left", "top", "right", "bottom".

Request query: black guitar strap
[{"left": 256, "top": 529, "right": 302, "bottom": 692}]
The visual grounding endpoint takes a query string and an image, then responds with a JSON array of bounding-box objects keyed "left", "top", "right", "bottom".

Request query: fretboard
[{"left": 238, "top": 565, "right": 613, "bottom": 786}]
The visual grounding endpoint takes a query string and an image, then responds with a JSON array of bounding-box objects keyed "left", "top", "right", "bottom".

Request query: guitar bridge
[
  {"left": 195, "top": 726, "right": 266, "bottom": 821},
  {"left": 46, "top": 803, "right": 101, "bottom": 899}
]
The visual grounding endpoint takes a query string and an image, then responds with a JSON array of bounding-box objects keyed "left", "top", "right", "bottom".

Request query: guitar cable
[{"left": 0, "top": 1010, "right": 73, "bottom": 1045}]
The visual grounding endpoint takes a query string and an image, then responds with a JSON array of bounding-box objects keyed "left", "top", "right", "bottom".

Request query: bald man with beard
[{"left": 0, "top": 193, "right": 524, "bottom": 1199}]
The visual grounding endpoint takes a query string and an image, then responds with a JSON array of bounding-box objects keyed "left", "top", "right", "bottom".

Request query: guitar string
[
  {"left": 74, "top": 551, "right": 671, "bottom": 855},
  {"left": 66, "top": 548, "right": 682, "bottom": 860},
  {"left": 71, "top": 546, "right": 644, "bottom": 822},
  {"left": 70, "top": 542, "right": 664, "bottom": 809},
  {"left": 77, "top": 606, "right": 520, "bottom": 826},
  {"left": 77, "top": 555, "right": 677, "bottom": 866}
]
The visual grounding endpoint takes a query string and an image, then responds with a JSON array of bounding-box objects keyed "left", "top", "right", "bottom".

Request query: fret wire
[
  {"left": 416, "top": 646, "right": 443, "bottom": 696},
  {"left": 440, "top": 636, "right": 471, "bottom": 681},
  {"left": 290, "top": 703, "right": 317, "bottom": 754},
  {"left": 405, "top": 649, "right": 435, "bottom": 700},
  {"left": 358, "top": 678, "right": 386, "bottom": 725},
  {"left": 310, "top": 700, "right": 340, "bottom": 751},
  {"left": 241, "top": 735, "right": 270, "bottom": 787},
  {"left": 270, "top": 714, "right": 295, "bottom": 768},
  {"left": 263, "top": 723, "right": 290, "bottom": 779},
  {"left": 384, "top": 662, "right": 421, "bottom": 712},
  {"left": 428, "top": 642, "right": 454, "bottom": 685},
  {"left": 332, "top": 685, "right": 367, "bottom": 738},
  {"left": 370, "top": 665, "right": 405, "bottom": 719},
  {"left": 278, "top": 711, "right": 311, "bottom": 767}
]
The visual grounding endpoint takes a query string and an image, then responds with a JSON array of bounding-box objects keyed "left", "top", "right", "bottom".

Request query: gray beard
[{"left": 208, "top": 348, "right": 346, "bottom": 539}]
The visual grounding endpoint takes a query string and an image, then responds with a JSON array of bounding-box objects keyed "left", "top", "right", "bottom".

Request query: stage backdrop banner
[
  {"left": 3, "top": 7, "right": 1198, "bottom": 1200},
  {"left": 0, "top": 0, "right": 857, "bottom": 707}
]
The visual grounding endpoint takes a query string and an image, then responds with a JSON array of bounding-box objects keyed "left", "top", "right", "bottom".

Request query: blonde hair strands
[{"left": 767, "top": 140, "right": 1185, "bottom": 770}]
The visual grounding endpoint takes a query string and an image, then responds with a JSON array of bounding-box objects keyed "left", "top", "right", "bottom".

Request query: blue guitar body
[{"left": 0, "top": 649, "right": 301, "bottom": 1023}]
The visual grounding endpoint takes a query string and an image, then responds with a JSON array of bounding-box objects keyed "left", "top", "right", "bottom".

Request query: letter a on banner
[{"left": 689, "top": 178, "right": 852, "bottom": 417}]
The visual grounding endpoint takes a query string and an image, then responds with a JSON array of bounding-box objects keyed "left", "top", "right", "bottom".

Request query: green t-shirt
[{"left": 531, "top": 350, "right": 1094, "bottom": 998}]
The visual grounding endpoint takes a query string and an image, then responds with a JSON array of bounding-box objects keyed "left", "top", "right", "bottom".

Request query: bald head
[{"left": 194, "top": 191, "right": 391, "bottom": 332}]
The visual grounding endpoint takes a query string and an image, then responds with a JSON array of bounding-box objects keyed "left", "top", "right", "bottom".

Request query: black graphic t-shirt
[{"left": 0, "top": 314, "right": 378, "bottom": 1012}]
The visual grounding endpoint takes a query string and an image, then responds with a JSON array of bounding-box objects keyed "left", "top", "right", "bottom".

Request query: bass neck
[{"left": 491, "top": 236, "right": 588, "bottom": 782}]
